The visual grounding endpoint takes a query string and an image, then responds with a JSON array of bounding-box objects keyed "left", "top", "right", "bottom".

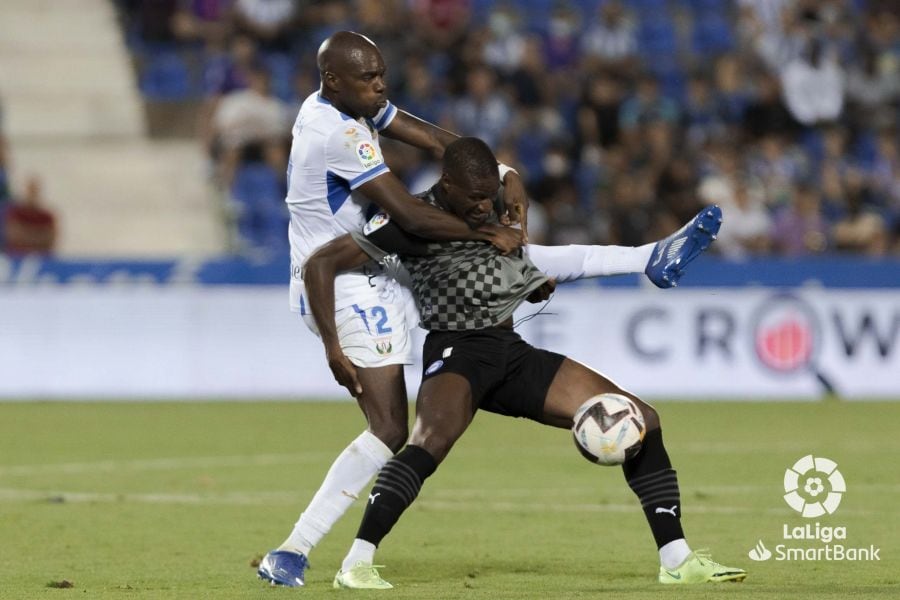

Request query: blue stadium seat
[
  {"left": 631, "top": 0, "right": 670, "bottom": 18},
  {"left": 686, "top": 0, "right": 728, "bottom": 16},
  {"left": 851, "top": 131, "right": 878, "bottom": 169},
  {"left": 262, "top": 52, "right": 296, "bottom": 103},
  {"left": 638, "top": 18, "right": 678, "bottom": 57},
  {"left": 642, "top": 53, "right": 686, "bottom": 101},
  {"left": 139, "top": 51, "right": 192, "bottom": 100},
  {"left": 692, "top": 15, "right": 734, "bottom": 55},
  {"left": 231, "top": 163, "right": 288, "bottom": 251}
]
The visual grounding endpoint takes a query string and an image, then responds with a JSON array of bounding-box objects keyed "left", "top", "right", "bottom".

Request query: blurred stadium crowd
[{"left": 2, "top": 0, "right": 898, "bottom": 258}]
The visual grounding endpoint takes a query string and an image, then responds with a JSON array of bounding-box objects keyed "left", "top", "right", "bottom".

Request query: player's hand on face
[
  {"left": 327, "top": 349, "right": 362, "bottom": 397},
  {"left": 479, "top": 223, "right": 525, "bottom": 255},
  {"left": 500, "top": 170, "right": 529, "bottom": 243},
  {"left": 526, "top": 279, "right": 556, "bottom": 303}
]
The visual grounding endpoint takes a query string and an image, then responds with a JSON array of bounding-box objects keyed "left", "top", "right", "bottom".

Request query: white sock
[
  {"left": 659, "top": 538, "right": 692, "bottom": 569},
  {"left": 342, "top": 538, "right": 377, "bottom": 572},
  {"left": 526, "top": 243, "right": 656, "bottom": 283},
  {"left": 278, "top": 430, "right": 393, "bottom": 556}
]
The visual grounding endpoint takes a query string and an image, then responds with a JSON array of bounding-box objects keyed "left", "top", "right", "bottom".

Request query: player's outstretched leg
[
  {"left": 259, "top": 365, "right": 407, "bottom": 586},
  {"left": 334, "top": 372, "right": 476, "bottom": 589},
  {"left": 541, "top": 358, "right": 745, "bottom": 584},
  {"left": 645, "top": 205, "right": 722, "bottom": 288},
  {"left": 623, "top": 424, "right": 746, "bottom": 584}
]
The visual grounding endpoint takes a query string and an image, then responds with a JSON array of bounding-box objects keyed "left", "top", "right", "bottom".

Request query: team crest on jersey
[
  {"left": 356, "top": 141, "right": 381, "bottom": 169},
  {"left": 374, "top": 337, "right": 393, "bottom": 355},
  {"left": 363, "top": 212, "right": 390, "bottom": 235}
]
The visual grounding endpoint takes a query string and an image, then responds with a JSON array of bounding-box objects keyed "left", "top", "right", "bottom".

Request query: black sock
[
  {"left": 356, "top": 444, "right": 437, "bottom": 546},
  {"left": 623, "top": 428, "right": 685, "bottom": 548}
]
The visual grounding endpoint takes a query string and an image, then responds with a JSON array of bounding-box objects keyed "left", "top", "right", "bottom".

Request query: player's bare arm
[
  {"left": 383, "top": 110, "right": 528, "bottom": 231},
  {"left": 302, "top": 235, "right": 372, "bottom": 397},
  {"left": 357, "top": 173, "right": 524, "bottom": 253},
  {"left": 382, "top": 110, "right": 458, "bottom": 159}
]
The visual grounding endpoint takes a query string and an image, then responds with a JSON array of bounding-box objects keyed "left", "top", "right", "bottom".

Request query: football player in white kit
[{"left": 258, "top": 31, "right": 721, "bottom": 587}]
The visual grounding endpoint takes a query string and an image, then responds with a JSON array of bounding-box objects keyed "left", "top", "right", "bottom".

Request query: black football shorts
[{"left": 420, "top": 327, "right": 566, "bottom": 421}]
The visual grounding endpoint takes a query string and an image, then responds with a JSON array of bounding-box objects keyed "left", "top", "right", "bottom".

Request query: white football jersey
[{"left": 286, "top": 91, "right": 398, "bottom": 311}]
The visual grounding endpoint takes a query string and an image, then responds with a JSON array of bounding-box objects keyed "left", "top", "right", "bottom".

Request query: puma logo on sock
[{"left": 655, "top": 504, "right": 678, "bottom": 517}]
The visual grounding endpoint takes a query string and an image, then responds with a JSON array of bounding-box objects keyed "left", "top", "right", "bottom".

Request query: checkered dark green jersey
[{"left": 350, "top": 187, "right": 547, "bottom": 331}]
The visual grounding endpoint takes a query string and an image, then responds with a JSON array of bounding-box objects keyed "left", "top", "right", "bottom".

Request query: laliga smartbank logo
[
  {"left": 783, "top": 454, "right": 845, "bottom": 517},
  {"left": 748, "top": 455, "right": 880, "bottom": 562}
]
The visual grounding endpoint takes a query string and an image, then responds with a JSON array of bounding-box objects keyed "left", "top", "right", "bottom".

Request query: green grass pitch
[{"left": 1, "top": 401, "right": 898, "bottom": 599}]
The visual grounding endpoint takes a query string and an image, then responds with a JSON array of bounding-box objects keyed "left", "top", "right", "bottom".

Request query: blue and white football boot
[
  {"left": 645, "top": 205, "right": 722, "bottom": 288},
  {"left": 257, "top": 550, "right": 309, "bottom": 587}
]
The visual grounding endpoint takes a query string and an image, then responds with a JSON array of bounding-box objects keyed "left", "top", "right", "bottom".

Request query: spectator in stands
[
  {"left": 2, "top": 175, "right": 57, "bottom": 256},
  {"left": 131, "top": 0, "right": 179, "bottom": 45},
  {"left": 396, "top": 57, "right": 447, "bottom": 126},
  {"left": 682, "top": 73, "right": 726, "bottom": 149},
  {"left": 171, "top": 0, "right": 233, "bottom": 46},
  {"left": 832, "top": 182, "right": 890, "bottom": 255},
  {"left": 770, "top": 183, "right": 830, "bottom": 255},
  {"left": 409, "top": 0, "right": 471, "bottom": 51},
  {"left": 211, "top": 62, "right": 289, "bottom": 186},
  {"left": 606, "top": 172, "right": 655, "bottom": 247},
  {"left": 449, "top": 63, "right": 512, "bottom": 148},
  {"left": 580, "top": 0, "right": 639, "bottom": 76},
  {"left": 656, "top": 155, "right": 701, "bottom": 225},
  {"left": 746, "top": 0, "right": 811, "bottom": 73},
  {"left": 201, "top": 34, "right": 259, "bottom": 148},
  {"left": 506, "top": 35, "right": 552, "bottom": 110},
  {"left": 203, "top": 33, "right": 259, "bottom": 98},
  {"left": 742, "top": 71, "right": 799, "bottom": 140},
  {"left": 712, "top": 53, "right": 750, "bottom": 127},
  {"left": 748, "top": 133, "right": 808, "bottom": 207},
  {"left": 577, "top": 73, "right": 624, "bottom": 150},
  {"left": 780, "top": 36, "right": 845, "bottom": 126},
  {"left": 619, "top": 74, "right": 680, "bottom": 133},
  {"left": 231, "top": 0, "right": 297, "bottom": 53},
  {"left": 698, "top": 143, "right": 770, "bottom": 258},
  {"left": 869, "top": 130, "right": 900, "bottom": 215},
  {"left": 538, "top": 1, "right": 581, "bottom": 74},
  {"left": 482, "top": 3, "right": 527, "bottom": 76},
  {"left": 704, "top": 173, "right": 772, "bottom": 258},
  {"left": 845, "top": 45, "right": 900, "bottom": 131}
]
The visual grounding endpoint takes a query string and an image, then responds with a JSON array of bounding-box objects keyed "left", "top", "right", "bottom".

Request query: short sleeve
[
  {"left": 372, "top": 100, "right": 398, "bottom": 131},
  {"left": 352, "top": 211, "right": 430, "bottom": 259},
  {"left": 324, "top": 124, "right": 390, "bottom": 190}
]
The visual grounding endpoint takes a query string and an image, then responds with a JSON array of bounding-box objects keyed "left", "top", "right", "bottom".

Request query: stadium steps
[{"left": 0, "top": 0, "right": 227, "bottom": 256}]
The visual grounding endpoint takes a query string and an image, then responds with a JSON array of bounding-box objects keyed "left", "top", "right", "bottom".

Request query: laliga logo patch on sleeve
[
  {"left": 356, "top": 141, "right": 382, "bottom": 169},
  {"left": 364, "top": 212, "right": 390, "bottom": 235}
]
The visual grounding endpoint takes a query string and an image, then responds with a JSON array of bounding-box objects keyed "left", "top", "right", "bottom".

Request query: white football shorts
[{"left": 293, "top": 278, "right": 418, "bottom": 368}]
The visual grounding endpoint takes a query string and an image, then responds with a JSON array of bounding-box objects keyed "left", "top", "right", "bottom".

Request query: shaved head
[
  {"left": 316, "top": 31, "right": 387, "bottom": 119},
  {"left": 317, "top": 31, "right": 380, "bottom": 76}
]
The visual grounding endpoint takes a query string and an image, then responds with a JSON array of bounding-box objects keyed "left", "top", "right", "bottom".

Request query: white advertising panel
[{"left": 1, "top": 286, "right": 897, "bottom": 399}]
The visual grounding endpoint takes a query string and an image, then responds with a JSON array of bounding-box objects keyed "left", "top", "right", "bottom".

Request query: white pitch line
[
  {"left": 0, "top": 487, "right": 880, "bottom": 517},
  {"left": 0, "top": 453, "right": 331, "bottom": 477},
  {"left": 0, "top": 488, "right": 303, "bottom": 505}
]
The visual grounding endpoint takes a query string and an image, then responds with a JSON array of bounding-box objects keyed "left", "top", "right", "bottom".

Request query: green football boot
[
  {"left": 333, "top": 562, "right": 393, "bottom": 589},
  {"left": 659, "top": 550, "right": 747, "bottom": 584}
]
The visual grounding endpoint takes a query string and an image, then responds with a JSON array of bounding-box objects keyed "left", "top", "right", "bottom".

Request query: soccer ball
[{"left": 572, "top": 393, "right": 646, "bottom": 465}]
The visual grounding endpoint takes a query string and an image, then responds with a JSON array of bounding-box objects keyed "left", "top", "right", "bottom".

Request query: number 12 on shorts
[{"left": 351, "top": 304, "right": 392, "bottom": 334}]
